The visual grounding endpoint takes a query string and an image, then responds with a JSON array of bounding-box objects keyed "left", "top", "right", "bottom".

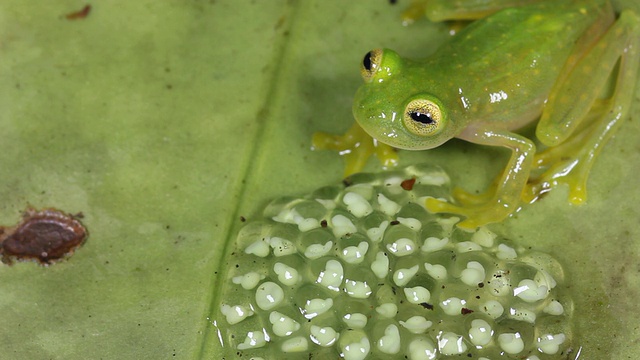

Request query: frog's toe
[
  {"left": 312, "top": 124, "right": 387, "bottom": 177},
  {"left": 456, "top": 214, "right": 500, "bottom": 231},
  {"left": 568, "top": 184, "right": 587, "bottom": 205},
  {"left": 311, "top": 131, "right": 349, "bottom": 152},
  {"left": 376, "top": 142, "right": 399, "bottom": 169},
  {"left": 342, "top": 146, "right": 374, "bottom": 177},
  {"left": 425, "top": 197, "right": 458, "bottom": 214},
  {"left": 452, "top": 186, "right": 494, "bottom": 206}
]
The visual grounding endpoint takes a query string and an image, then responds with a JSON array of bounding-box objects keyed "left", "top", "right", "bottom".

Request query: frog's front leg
[
  {"left": 426, "top": 127, "right": 535, "bottom": 229},
  {"left": 312, "top": 123, "right": 399, "bottom": 177},
  {"left": 525, "top": 9, "right": 640, "bottom": 204}
]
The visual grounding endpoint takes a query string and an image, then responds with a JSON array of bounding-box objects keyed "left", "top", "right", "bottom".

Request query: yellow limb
[
  {"left": 312, "top": 123, "right": 399, "bottom": 177},
  {"left": 426, "top": 128, "right": 535, "bottom": 230}
]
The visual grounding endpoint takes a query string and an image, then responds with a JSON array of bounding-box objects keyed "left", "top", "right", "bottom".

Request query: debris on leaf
[
  {"left": 65, "top": 4, "right": 92, "bottom": 20},
  {"left": 0, "top": 208, "right": 88, "bottom": 265}
]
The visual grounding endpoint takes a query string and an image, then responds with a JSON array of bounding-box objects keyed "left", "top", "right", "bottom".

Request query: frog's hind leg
[
  {"left": 312, "top": 123, "right": 399, "bottom": 177},
  {"left": 526, "top": 10, "right": 640, "bottom": 204}
]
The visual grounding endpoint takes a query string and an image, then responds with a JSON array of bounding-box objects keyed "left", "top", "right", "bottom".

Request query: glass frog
[{"left": 313, "top": 0, "right": 640, "bottom": 229}]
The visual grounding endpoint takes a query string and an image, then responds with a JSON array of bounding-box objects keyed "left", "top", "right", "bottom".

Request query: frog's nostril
[{"left": 363, "top": 51, "right": 373, "bottom": 71}]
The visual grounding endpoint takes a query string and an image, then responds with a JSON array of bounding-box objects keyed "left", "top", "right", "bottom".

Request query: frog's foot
[
  {"left": 523, "top": 124, "right": 593, "bottom": 204},
  {"left": 312, "top": 123, "right": 398, "bottom": 177},
  {"left": 425, "top": 196, "right": 518, "bottom": 230},
  {"left": 435, "top": 129, "right": 534, "bottom": 229},
  {"left": 524, "top": 156, "right": 588, "bottom": 205}
]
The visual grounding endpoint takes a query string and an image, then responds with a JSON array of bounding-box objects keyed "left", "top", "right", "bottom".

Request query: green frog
[{"left": 313, "top": 0, "right": 639, "bottom": 229}]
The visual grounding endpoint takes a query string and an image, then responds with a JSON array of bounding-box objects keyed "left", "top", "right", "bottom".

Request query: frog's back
[{"left": 424, "top": 0, "right": 613, "bottom": 128}]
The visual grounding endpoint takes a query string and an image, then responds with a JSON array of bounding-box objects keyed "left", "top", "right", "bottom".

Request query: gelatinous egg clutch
[{"left": 212, "top": 165, "right": 573, "bottom": 359}]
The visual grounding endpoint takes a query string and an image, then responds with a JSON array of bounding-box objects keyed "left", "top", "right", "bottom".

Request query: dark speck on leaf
[
  {"left": 390, "top": 220, "right": 400, "bottom": 226},
  {"left": 419, "top": 302, "right": 434, "bottom": 310}
]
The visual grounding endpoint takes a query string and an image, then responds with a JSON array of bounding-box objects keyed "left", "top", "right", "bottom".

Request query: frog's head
[{"left": 353, "top": 49, "right": 455, "bottom": 150}]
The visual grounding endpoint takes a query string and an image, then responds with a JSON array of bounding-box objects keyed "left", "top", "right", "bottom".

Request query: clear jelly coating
[{"left": 214, "top": 165, "right": 574, "bottom": 359}]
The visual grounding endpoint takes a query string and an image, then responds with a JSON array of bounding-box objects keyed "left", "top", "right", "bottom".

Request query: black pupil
[
  {"left": 410, "top": 111, "right": 434, "bottom": 125},
  {"left": 363, "top": 52, "right": 373, "bottom": 71}
]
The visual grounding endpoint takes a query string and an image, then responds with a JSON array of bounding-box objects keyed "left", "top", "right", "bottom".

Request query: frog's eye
[
  {"left": 403, "top": 99, "right": 443, "bottom": 136},
  {"left": 360, "top": 49, "right": 383, "bottom": 82}
]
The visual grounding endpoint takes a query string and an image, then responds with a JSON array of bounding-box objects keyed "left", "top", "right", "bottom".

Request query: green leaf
[{"left": 0, "top": 1, "right": 639, "bottom": 359}]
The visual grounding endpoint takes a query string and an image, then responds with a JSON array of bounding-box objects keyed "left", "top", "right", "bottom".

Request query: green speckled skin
[
  {"left": 354, "top": 1, "right": 608, "bottom": 149},
  {"left": 346, "top": 0, "right": 640, "bottom": 228}
]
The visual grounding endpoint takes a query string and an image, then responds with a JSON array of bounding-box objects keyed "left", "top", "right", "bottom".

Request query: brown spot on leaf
[
  {"left": 0, "top": 208, "right": 88, "bottom": 265},
  {"left": 65, "top": 4, "right": 92, "bottom": 20}
]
